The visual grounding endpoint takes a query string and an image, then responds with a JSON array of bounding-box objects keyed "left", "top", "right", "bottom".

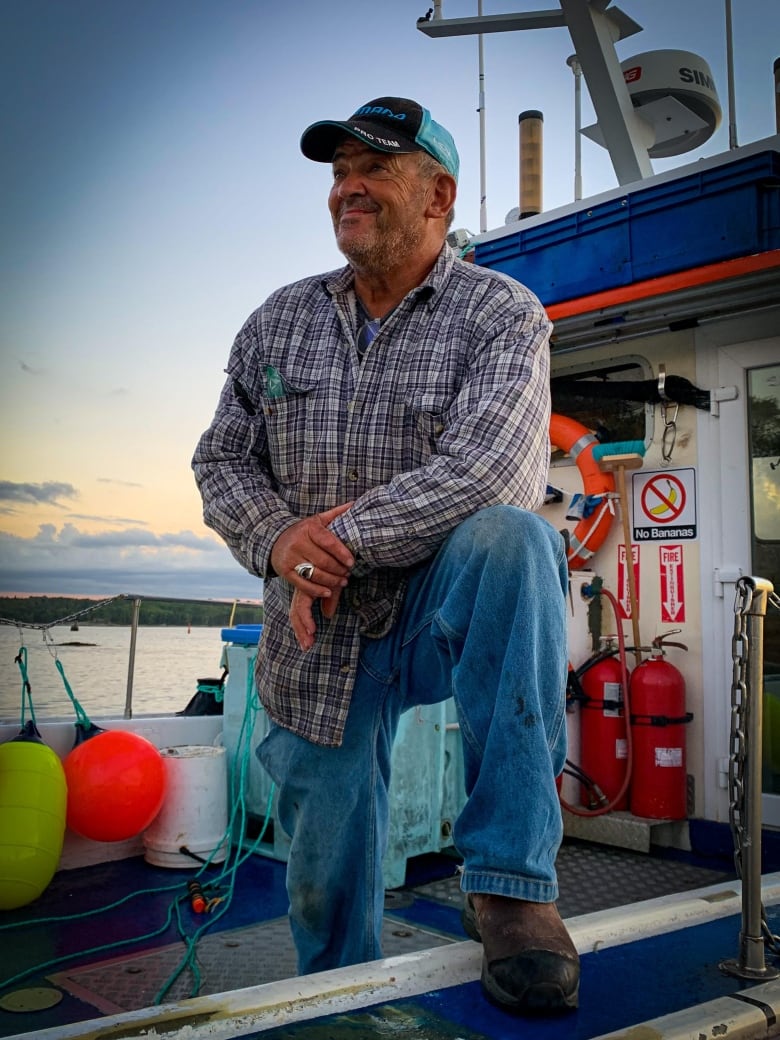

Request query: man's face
[{"left": 328, "top": 139, "right": 432, "bottom": 271}]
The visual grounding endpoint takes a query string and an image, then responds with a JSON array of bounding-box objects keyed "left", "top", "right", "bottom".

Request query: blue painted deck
[
  {"left": 255, "top": 909, "right": 780, "bottom": 1040},
  {"left": 2, "top": 841, "right": 779, "bottom": 1040}
]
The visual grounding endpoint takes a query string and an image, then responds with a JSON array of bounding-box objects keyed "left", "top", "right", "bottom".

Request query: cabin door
[{"left": 704, "top": 336, "right": 780, "bottom": 827}]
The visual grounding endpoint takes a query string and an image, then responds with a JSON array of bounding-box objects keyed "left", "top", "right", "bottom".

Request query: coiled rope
[{"left": 0, "top": 654, "right": 275, "bottom": 1004}]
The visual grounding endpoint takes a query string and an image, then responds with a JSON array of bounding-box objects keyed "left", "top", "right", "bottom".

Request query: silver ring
[{"left": 294, "top": 561, "right": 315, "bottom": 580}]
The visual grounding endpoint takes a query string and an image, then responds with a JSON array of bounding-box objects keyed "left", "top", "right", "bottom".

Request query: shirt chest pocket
[
  {"left": 401, "top": 392, "right": 450, "bottom": 468},
  {"left": 261, "top": 367, "right": 323, "bottom": 486}
]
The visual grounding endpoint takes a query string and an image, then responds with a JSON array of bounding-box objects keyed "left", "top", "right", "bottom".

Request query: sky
[{"left": 1, "top": 0, "right": 778, "bottom": 602}]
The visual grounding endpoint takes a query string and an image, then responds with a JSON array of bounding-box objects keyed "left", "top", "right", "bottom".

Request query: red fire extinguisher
[
  {"left": 629, "top": 634, "right": 693, "bottom": 819},
  {"left": 578, "top": 639, "right": 630, "bottom": 811}
]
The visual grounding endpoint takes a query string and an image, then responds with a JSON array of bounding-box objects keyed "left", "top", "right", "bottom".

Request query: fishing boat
[{"left": 1, "top": 2, "right": 779, "bottom": 1037}]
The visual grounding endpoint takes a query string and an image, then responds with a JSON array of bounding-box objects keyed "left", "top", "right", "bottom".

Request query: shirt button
[
  {"left": 340, "top": 664, "right": 351, "bottom": 675},
  {"left": 347, "top": 468, "right": 359, "bottom": 481}
]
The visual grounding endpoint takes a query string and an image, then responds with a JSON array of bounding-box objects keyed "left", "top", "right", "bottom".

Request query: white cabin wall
[{"left": 550, "top": 328, "right": 707, "bottom": 818}]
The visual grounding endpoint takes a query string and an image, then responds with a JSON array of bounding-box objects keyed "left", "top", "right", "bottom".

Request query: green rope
[
  {"left": 154, "top": 654, "right": 275, "bottom": 1004},
  {"left": 53, "top": 657, "right": 92, "bottom": 730},
  {"left": 14, "top": 645, "right": 36, "bottom": 728},
  {"left": 0, "top": 649, "right": 277, "bottom": 1006},
  {"left": 0, "top": 882, "right": 183, "bottom": 991},
  {"left": 0, "top": 878, "right": 188, "bottom": 933}
]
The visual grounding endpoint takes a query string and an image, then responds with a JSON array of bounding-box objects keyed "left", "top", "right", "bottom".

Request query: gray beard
[{"left": 339, "top": 220, "right": 426, "bottom": 276}]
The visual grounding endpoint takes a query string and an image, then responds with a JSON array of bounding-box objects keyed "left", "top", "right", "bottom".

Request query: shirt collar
[{"left": 322, "top": 243, "right": 455, "bottom": 309}]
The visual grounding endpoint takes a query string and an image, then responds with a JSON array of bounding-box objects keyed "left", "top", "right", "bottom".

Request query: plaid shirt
[{"left": 193, "top": 245, "right": 552, "bottom": 746}]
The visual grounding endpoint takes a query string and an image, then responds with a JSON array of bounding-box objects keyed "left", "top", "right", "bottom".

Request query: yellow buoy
[{"left": 0, "top": 724, "right": 67, "bottom": 910}]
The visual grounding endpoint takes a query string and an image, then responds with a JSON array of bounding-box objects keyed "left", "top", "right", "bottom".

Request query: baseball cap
[{"left": 300, "top": 96, "right": 459, "bottom": 181}]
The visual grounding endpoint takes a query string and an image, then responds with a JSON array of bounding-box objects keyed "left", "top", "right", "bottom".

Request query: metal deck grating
[
  {"left": 48, "top": 916, "right": 456, "bottom": 1014},
  {"left": 15, "top": 840, "right": 737, "bottom": 1029},
  {"left": 412, "top": 841, "right": 736, "bottom": 919}
]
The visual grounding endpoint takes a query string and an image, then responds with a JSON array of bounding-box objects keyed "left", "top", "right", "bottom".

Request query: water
[{"left": 0, "top": 624, "right": 230, "bottom": 722}]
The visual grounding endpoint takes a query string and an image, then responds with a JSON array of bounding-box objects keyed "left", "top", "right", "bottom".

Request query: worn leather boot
[{"left": 462, "top": 893, "right": 580, "bottom": 1014}]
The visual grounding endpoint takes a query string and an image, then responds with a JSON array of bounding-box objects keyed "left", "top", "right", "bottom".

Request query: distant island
[{"left": 0, "top": 595, "right": 264, "bottom": 629}]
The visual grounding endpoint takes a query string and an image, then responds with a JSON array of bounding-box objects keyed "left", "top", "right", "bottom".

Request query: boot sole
[
  {"left": 481, "top": 965, "right": 579, "bottom": 1015},
  {"left": 463, "top": 897, "right": 579, "bottom": 1015}
]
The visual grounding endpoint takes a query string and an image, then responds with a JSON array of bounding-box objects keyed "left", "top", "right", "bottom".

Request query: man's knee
[{"left": 453, "top": 505, "right": 563, "bottom": 562}]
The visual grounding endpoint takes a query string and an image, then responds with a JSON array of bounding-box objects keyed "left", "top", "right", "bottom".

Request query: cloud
[
  {"left": 96, "top": 477, "right": 143, "bottom": 487},
  {"left": 0, "top": 480, "right": 78, "bottom": 507},
  {"left": 66, "top": 512, "right": 149, "bottom": 526},
  {"left": 0, "top": 522, "right": 263, "bottom": 600}
]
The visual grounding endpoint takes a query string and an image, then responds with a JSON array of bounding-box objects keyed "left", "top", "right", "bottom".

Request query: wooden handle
[{"left": 616, "top": 465, "right": 642, "bottom": 666}]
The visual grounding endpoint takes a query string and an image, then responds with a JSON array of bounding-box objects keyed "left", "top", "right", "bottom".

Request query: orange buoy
[
  {"left": 63, "top": 730, "right": 166, "bottom": 842},
  {"left": 550, "top": 413, "right": 616, "bottom": 569},
  {"left": 0, "top": 722, "right": 67, "bottom": 910}
]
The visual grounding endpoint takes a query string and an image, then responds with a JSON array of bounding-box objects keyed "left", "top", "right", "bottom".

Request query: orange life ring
[{"left": 549, "top": 413, "right": 615, "bottom": 569}]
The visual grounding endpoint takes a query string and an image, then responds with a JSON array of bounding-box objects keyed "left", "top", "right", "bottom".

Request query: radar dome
[{"left": 621, "top": 49, "right": 721, "bottom": 157}]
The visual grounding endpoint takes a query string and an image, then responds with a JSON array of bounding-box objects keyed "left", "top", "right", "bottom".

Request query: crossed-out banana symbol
[{"left": 649, "top": 479, "right": 678, "bottom": 516}]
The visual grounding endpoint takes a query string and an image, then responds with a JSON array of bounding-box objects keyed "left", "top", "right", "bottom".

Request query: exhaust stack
[{"left": 519, "top": 110, "right": 543, "bottom": 218}]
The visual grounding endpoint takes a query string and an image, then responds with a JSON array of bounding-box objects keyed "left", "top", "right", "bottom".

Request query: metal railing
[
  {"left": 120, "top": 594, "right": 262, "bottom": 718},
  {"left": 720, "top": 575, "right": 780, "bottom": 980},
  {"left": 1, "top": 592, "right": 262, "bottom": 720}
]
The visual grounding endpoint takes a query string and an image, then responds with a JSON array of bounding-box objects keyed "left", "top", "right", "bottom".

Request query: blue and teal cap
[{"left": 300, "top": 96, "right": 459, "bottom": 181}]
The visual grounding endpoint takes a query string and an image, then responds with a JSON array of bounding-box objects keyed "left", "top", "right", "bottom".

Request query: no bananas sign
[{"left": 631, "top": 467, "right": 697, "bottom": 541}]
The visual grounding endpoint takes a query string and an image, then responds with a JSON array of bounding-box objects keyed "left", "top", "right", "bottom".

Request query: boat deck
[{"left": 4, "top": 834, "right": 779, "bottom": 1039}]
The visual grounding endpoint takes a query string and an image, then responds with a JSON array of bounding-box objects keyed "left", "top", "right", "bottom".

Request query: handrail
[
  {"left": 124, "top": 598, "right": 142, "bottom": 719},
  {"left": 116, "top": 593, "right": 262, "bottom": 718},
  {"left": 2, "top": 591, "right": 263, "bottom": 718},
  {"left": 720, "top": 576, "right": 779, "bottom": 980}
]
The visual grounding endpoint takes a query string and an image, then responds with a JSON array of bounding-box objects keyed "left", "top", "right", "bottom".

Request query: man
[{"left": 193, "top": 97, "right": 579, "bottom": 1015}]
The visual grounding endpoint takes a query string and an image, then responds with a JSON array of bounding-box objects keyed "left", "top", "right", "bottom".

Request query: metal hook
[
  {"left": 657, "top": 364, "right": 677, "bottom": 464},
  {"left": 657, "top": 364, "right": 668, "bottom": 403}
]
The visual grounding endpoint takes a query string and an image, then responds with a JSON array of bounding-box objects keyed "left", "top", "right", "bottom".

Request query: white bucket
[{"left": 143, "top": 745, "right": 229, "bottom": 868}]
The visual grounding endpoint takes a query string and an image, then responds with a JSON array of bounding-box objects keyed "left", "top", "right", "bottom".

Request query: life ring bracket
[{"left": 549, "top": 413, "right": 616, "bottom": 570}]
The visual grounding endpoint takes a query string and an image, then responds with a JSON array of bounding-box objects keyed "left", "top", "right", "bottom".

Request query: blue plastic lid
[{"left": 221, "top": 624, "right": 263, "bottom": 645}]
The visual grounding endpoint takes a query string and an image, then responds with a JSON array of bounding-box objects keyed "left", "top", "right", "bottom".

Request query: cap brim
[{"left": 300, "top": 120, "right": 419, "bottom": 163}]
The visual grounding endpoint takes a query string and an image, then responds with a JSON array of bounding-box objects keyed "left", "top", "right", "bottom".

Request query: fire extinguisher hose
[{"left": 558, "top": 586, "right": 635, "bottom": 818}]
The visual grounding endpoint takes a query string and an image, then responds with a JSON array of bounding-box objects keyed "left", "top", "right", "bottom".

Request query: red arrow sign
[
  {"left": 618, "top": 544, "right": 640, "bottom": 620},
  {"left": 660, "top": 545, "right": 686, "bottom": 622}
]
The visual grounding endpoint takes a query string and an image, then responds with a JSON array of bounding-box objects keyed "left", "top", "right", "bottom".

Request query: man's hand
[
  {"left": 290, "top": 586, "right": 343, "bottom": 651},
  {"left": 271, "top": 502, "right": 354, "bottom": 648}
]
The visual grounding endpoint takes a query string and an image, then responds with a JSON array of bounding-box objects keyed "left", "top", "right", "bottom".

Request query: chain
[
  {"left": 727, "top": 577, "right": 780, "bottom": 956},
  {"left": 0, "top": 594, "right": 124, "bottom": 633},
  {"left": 727, "top": 578, "right": 751, "bottom": 881}
]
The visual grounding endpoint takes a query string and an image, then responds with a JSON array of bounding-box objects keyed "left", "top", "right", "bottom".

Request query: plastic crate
[
  {"left": 220, "top": 623, "right": 263, "bottom": 645},
  {"left": 474, "top": 149, "right": 780, "bottom": 305}
]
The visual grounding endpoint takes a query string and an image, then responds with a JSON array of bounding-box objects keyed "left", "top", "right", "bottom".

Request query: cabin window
[
  {"left": 748, "top": 363, "right": 780, "bottom": 796},
  {"left": 748, "top": 363, "right": 780, "bottom": 675},
  {"left": 550, "top": 356, "right": 652, "bottom": 464}
]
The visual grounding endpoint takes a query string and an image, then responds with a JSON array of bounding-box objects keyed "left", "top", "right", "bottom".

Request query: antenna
[
  {"left": 478, "top": 0, "right": 487, "bottom": 233},
  {"left": 567, "top": 54, "right": 583, "bottom": 201},
  {"left": 417, "top": 3, "right": 651, "bottom": 188},
  {"left": 725, "top": 0, "right": 738, "bottom": 148}
]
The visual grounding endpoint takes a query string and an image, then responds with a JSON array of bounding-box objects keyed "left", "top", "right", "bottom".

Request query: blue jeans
[{"left": 257, "top": 505, "right": 569, "bottom": 975}]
